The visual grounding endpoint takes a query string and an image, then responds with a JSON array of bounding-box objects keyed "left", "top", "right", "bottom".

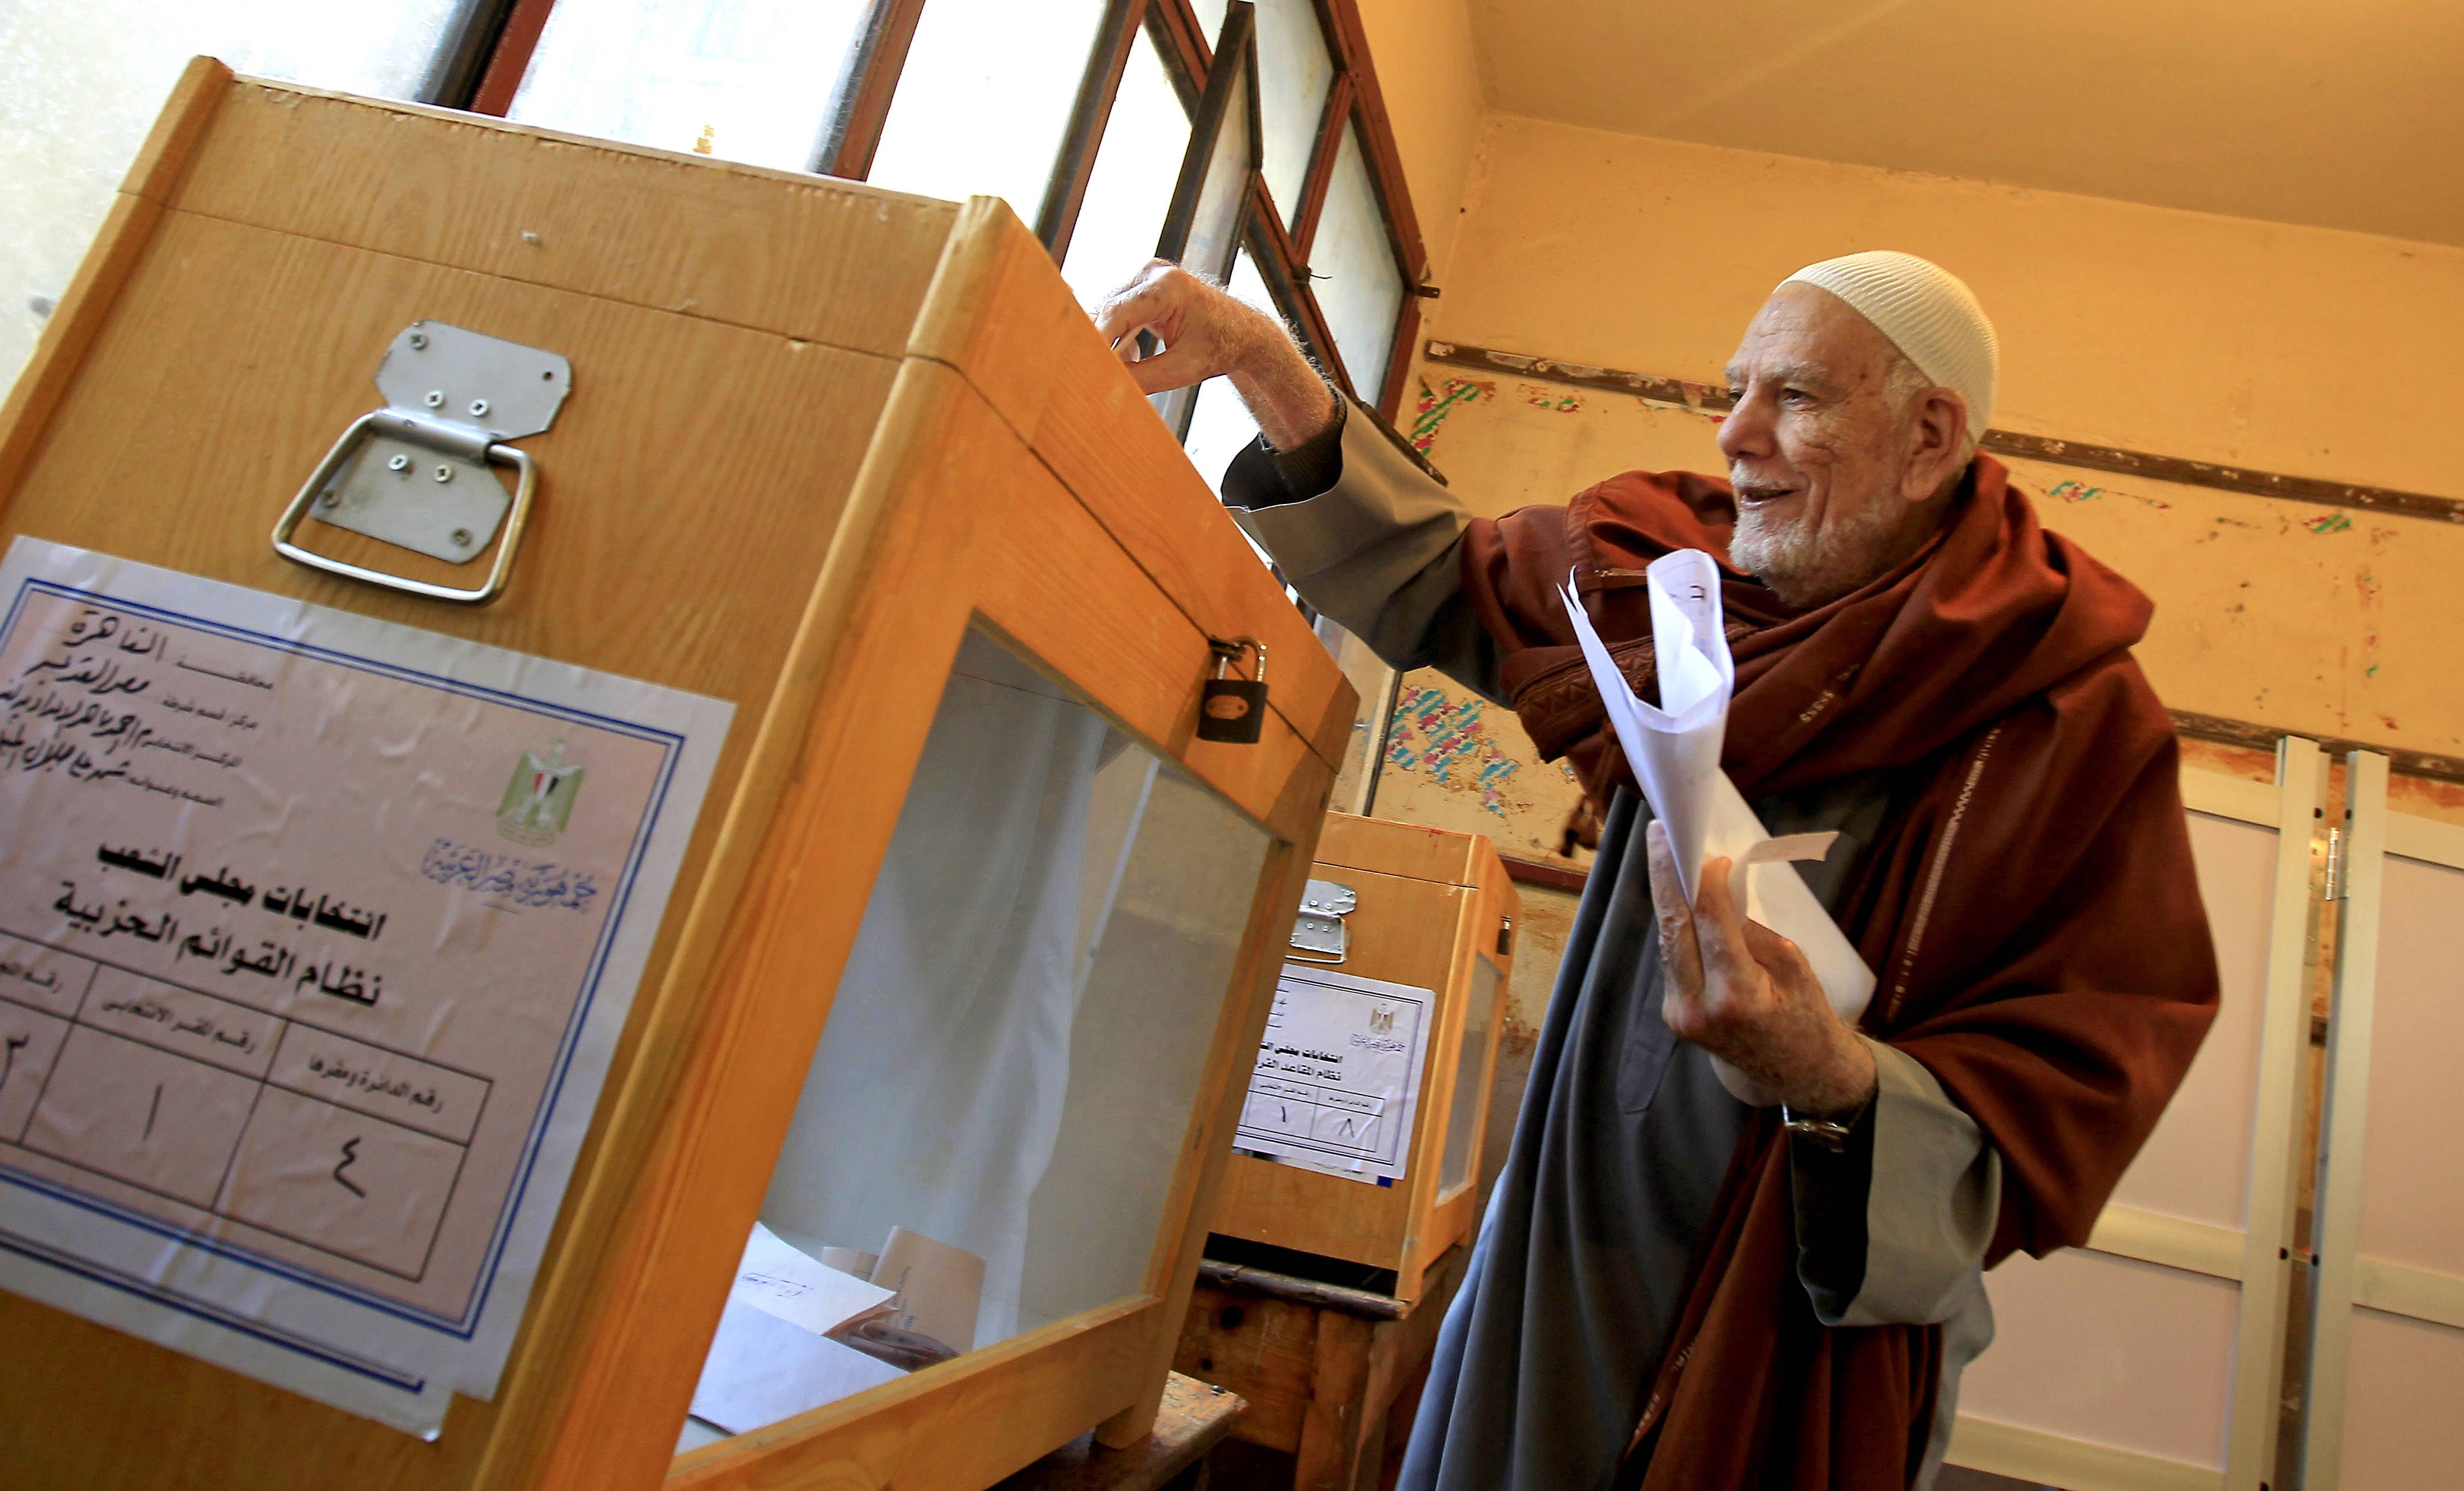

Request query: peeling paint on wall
[
  {"left": 1373, "top": 670, "right": 1596, "bottom": 865},
  {"left": 2047, "top": 479, "right": 2171, "bottom": 509},
  {"left": 1384, "top": 684, "right": 1521, "bottom": 817},
  {"left": 1409, "top": 376, "right": 1491, "bottom": 452},
  {"left": 2358, "top": 567, "right": 2382, "bottom": 677}
]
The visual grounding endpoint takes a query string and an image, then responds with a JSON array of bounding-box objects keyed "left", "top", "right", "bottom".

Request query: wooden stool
[
  {"left": 998, "top": 1372, "right": 1249, "bottom": 1491},
  {"left": 1173, "top": 1245, "right": 1472, "bottom": 1491}
]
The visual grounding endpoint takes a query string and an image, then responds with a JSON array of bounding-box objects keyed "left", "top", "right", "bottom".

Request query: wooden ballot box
[
  {"left": 0, "top": 60, "right": 1353, "bottom": 1491},
  {"left": 1207, "top": 815, "right": 1519, "bottom": 1304}
]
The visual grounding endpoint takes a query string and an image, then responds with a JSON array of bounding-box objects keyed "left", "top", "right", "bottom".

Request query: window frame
[
  {"left": 455, "top": 0, "right": 1429, "bottom": 418},
  {"left": 1149, "top": 2, "right": 1262, "bottom": 440}
]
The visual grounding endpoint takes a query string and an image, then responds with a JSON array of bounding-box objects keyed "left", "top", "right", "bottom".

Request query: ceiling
[{"left": 1466, "top": 0, "right": 2464, "bottom": 248}]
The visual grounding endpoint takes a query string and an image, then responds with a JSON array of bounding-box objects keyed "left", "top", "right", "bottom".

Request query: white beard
[{"left": 1729, "top": 490, "right": 1907, "bottom": 607}]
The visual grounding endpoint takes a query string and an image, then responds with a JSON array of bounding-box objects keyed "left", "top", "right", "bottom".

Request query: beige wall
[
  {"left": 1403, "top": 114, "right": 2464, "bottom": 816},
  {"left": 1436, "top": 115, "right": 2464, "bottom": 499},
  {"left": 1341, "top": 107, "right": 2464, "bottom": 1050}
]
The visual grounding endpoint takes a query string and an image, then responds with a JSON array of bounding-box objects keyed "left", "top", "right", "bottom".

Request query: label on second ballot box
[{"left": 1234, "top": 962, "right": 1432, "bottom": 1187}]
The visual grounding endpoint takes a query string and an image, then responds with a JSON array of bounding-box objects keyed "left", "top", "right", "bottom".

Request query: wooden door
[
  {"left": 1949, "top": 746, "right": 2322, "bottom": 1491},
  {"left": 2300, "top": 755, "right": 2464, "bottom": 1490}
]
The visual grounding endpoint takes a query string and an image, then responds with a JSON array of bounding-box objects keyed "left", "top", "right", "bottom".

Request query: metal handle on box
[
  {"left": 271, "top": 409, "right": 537, "bottom": 605},
  {"left": 269, "top": 321, "right": 569, "bottom": 605}
]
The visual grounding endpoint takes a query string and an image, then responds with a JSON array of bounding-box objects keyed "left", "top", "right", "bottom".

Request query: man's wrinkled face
[{"left": 1717, "top": 284, "right": 1942, "bottom": 607}]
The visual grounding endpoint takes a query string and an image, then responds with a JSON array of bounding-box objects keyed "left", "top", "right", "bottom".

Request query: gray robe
[{"left": 1220, "top": 402, "right": 2002, "bottom": 1490}]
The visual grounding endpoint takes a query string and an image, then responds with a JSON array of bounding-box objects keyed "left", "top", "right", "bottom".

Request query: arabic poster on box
[
  {"left": 1233, "top": 964, "right": 1433, "bottom": 1187},
  {"left": 0, "top": 538, "right": 731, "bottom": 1435}
]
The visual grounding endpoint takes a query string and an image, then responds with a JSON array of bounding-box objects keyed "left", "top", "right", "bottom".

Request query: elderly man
[{"left": 1097, "top": 252, "right": 2219, "bottom": 1490}]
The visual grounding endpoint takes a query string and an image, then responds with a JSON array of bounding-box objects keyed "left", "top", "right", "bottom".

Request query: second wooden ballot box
[
  {"left": 1208, "top": 815, "right": 1520, "bottom": 1304},
  {"left": 0, "top": 61, "right": 1354, "bottom": 1491}
]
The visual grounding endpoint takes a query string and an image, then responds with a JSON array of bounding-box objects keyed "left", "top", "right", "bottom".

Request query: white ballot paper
[
  {"left": 1558, "top": 554, "right": 1875, "bottom": 1034},
  {"left": 686, "top": 1223, "right": 905, "bottom": 1439},
  {"left": 731, "top": 1221, "right": 895, "bottom": 1338},
  {"left": 1233, "top": 963, "right": 1432, "bottom": 1187},
  {"left": 688, "top": 1298, "right": 906, "bottom": 1438},
  {"left": 0, "top": 538, "right": 731, "bottom": 1435}
]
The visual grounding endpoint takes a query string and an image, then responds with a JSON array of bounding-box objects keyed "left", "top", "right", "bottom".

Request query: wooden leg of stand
[
  {"left": 1293, "top": 1312, "right": 1378, "bottom": 1491},
  {"left": 1375, "top": 1354, "right": 1434, "bottom": 1491}
]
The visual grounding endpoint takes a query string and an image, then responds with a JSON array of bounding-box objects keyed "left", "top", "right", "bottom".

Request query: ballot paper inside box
[{"left": 0, "top": 59, "right": 1354, "bottom": 1491}]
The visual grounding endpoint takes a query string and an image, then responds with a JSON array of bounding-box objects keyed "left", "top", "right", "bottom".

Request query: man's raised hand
[
  {"left": 1092, "top": 260, "right": 1337, "bottom": 450},
  {"left": 1644, "top": 819, "right": 1879, "bottom": 1116},
  {"left": 1095, "top": 260, "right": 1254, "bottom": 394}
]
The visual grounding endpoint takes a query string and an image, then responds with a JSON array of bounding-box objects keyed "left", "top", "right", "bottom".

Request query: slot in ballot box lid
[{"left": 0, "top": 58, "right": 1353, "bottom": 1491}]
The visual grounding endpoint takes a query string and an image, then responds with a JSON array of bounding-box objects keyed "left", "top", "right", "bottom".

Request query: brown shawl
[{"left": 1458, "top": 456, "right": 2220, "bottom": 1488}]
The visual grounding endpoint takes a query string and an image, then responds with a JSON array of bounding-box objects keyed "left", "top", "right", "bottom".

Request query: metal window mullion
[
  {"left": 1155, "top": 2, "right": 1258, "bottom": 274},
  {"left": 1287, "top": 72, "right": 1351, "bottom": 254},
  {"left": 1151, "top": 2, "right": 1260, "bottom": 438},
  {"left": 421, "top": 0, "right": 526, "bottom": 109},
  {"left": 1150, "top": 0, "right": 1214, "bottom": 85},
  {"left": 817, "top": 0, "right": 932, "bottom": 179},
  {"left": 1373, "top": 282, "right": 1421, "bottom": 420},
  {"left": 1246, "top": 188, "right": 1349, "bottom": 392},
  {"left": 1038, "top": 0, "right": 1149, "bottom": 257}
]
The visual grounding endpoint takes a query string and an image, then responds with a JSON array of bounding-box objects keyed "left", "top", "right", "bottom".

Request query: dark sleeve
[
  {"left": 1793, "top": 1039, "right": 2001, "bottom": 1326},
  {"left": 1217, "top": 397, "right": 1503, "bottom": 700},
  {"left": 1220, "top": 401, "right": 1348, "bottom": 511}
]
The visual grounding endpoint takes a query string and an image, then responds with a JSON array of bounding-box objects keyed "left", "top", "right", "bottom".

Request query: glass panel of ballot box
[{"left": 681, "top": 628, "right": 1272, "bottom": 1448}]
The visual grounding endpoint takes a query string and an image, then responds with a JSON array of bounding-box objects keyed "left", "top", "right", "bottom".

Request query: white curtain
[{"left": 762, "top": 647, "right": 1120, "bottom": 1348}]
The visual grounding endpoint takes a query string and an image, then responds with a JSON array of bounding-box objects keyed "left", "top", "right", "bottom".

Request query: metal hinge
[
  {"left": 2322, "top": 825, "right": 2346, "bottom": 902},
  {"left": 1288, "top": 879, "right": 1357, "bottom": 963},
  {"left": 272, "top": 321, "right": 571, "bottom": 604}
]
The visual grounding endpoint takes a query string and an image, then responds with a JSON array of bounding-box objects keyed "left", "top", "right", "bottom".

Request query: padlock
[{"left": 1197, "top": 636, "right": 1268, "bottom": 744}]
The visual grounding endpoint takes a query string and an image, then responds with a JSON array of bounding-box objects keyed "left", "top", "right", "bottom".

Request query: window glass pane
[
  {"left": 1, "top": 0, "right": 468, "bottom": 388},
  {"left": 1059, "top": 28, "right": 1191, "bottom": 312},
  {"left": 1312, "top": 119, "right": 1406, "bottom": 401},
  {"left": 1437, "top": 957, "right": 1501, "bottom": 1198},
  {"left": 1252, "top": 0, "right": 1333, "bottom": 225},
  {"left": 1180, "top": 36, "right": 1253, "bottom": 288},
  {"left": 1150, "top": 35, "right": 1254, "bottom": 444},
  {"left": 506, "top": 0, "right": 870, "bottom": 170},
  {"left": 683, "top": 627, "right": 1271, "bottom": 1448},
  {"left": 865, "top": 0, "right": 1107, "bottom": 219},
  {"left": 1182, "top": 253, "right": 1273, "bottom": 498}
]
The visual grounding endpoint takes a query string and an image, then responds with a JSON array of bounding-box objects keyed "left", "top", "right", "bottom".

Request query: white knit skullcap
[{"left": 1779, "top": 250, "right": 1998, "bottom": 443}]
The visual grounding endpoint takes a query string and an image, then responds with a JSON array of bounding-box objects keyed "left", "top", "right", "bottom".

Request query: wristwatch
[{"left": 1781, "top": 1104, "right": 1857, "bottom": 1153}]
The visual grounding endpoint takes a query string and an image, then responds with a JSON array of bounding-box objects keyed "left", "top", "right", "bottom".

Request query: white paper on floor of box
[
  {"left": 0, "top": 538, "right": 732, "bottom": 1437},
  {"left": 689, "top": 1298, "right": 908, "bottom": 1438},
  {"left": 685, "top": 1224, "right": 907, "bottom": 1440},
  {"left": 757, "top": 633, "right": 1139, "bottom": 1352},
  {"left": 1557, "top": 554, "right": 1875, "bottom": 1032},
  {"left": 730, "top": 1221, "right": 895, "bottom": 1336},
  {"left": 1231, "top": 963, "right": 1433, "bottom": 1187}
]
